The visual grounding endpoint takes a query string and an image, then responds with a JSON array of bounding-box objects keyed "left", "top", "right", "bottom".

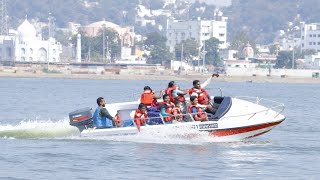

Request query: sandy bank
[{"left": 1, "top": 71, "right": 320, "bottom": 84}]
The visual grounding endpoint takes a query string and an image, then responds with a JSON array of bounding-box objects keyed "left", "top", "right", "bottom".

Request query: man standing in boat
[
  {"left": 189, "top": 74, "right": 219, "bottom": 114},
  {"left": 93, "top": 97, "right": 117, "bottom": 128}
]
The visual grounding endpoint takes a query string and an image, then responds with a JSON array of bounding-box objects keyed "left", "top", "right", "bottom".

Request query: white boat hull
[{"left": 74, "top": 96, "right": 285, "bottom": 141}]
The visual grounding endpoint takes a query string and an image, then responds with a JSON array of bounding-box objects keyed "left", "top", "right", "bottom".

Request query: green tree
[
  {"left": 71, "top": 28, "right": 121, "bottom": 62},
  {"left": 97, "top": 28, "right": 121, "bottom": 60},
  {"left": 55, "top": 30, "right": 72, "bottom": 46},
  {"left": 175, "top": 39, "right": 199, "bottom": 62},
  {"left": 188, "top": 1, "right": 217, "bottom": 20},
  {"left": 149, "top": 46, "right": 172, "bottom": 65},
  {"left": 275, "top": 51, "right": 291, "bottom": 69},
  {"left": 230, "top": 31, "right": 257, "bottom": 57},
  {"left": 204, "top": 37, "right": 222, "bottom": 66},
  {"left": 144, "top": 32, "right": 166, "bottom": 49},
  {"left": 145, "top": 32, "right": 172, "bottom": 65},
  {"left": 275, "top": 49, "right": 317, "bottom": 69}
]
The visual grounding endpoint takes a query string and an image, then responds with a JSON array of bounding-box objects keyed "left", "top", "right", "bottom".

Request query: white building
[
  {"left": 304, "top": 52, "right": 320, "bottom": 69},
  {"left": 220, "top": 49, "right": 237, "bottom": 60},
  {"left": 166, "top": 17, "right": 227, "bottom": 52},
  {"left": 300, "top": 22, "right": 320, "bottom": 51},
  {"left": 0, "top": 19, "right": 62, "bottom": 63},
  {"left": 224, "top": 59, "right": 254, "bottom": 68},
  {"left": 277, "top": 34, "right": 300, "bottom": 51}
]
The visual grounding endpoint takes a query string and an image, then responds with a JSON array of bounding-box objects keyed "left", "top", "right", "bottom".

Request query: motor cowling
[{"left": 69, "top": 107, "right": 93, "bottom": 129}]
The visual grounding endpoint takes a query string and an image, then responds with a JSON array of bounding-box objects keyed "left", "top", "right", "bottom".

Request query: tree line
[{"left": 71, "top": 30, "right": 221, "bottom": 66}]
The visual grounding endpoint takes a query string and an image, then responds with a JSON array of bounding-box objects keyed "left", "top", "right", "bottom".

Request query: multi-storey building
[
  {"left": 300, "top": 22, "right": 320, "bottom": 51},
  {"left": 166, "top": 17, "right": 227, "bottom": 52}
]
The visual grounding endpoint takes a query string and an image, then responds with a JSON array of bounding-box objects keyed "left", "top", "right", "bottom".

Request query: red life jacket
[
  {"left": 188, "top": 88, "right": 210, "bottom": 105},
  {"left": 134, "top": 109, "right": 148, "bottom": 125},
  {"left": 140, "top": 90, "right": 157, "bottom": 106},
  {"left": 188, "top": 104, "right": 207, "bottom": 120},
  {"left": 165, "top": 86, "right": 186, "bottom": 103},
  {"left": 160, "top": 102, "right": 174, "bottom": 122},
  {"left": 165, "top": 87, "right": 176, "bottom": 102}
]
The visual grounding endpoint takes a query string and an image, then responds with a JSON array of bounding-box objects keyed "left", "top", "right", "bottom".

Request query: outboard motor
[{"left": 69, "top": 107, "right": 93, "bottom": 131}]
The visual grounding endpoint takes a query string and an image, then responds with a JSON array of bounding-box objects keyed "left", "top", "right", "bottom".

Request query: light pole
[
  {"left": 47, "top": 12, "right": 52, "bottom": 70},
  {"left": 198, "top": 45, "right": 200, "bottom": 68},
  {"left": 180, "top": 43, "right": 183, "bottom": 72},
  {"left": 203, "top": 40, "right": 207, "bottom": 72},
  {"left": 292, "top": 36, "right": 295, "bottom": 69},
  {"left": 102, "top": 25, "right": 106, "bottom": 64},
  {"left": 106, "top": 36, "right": 109, "bottom": 63}
]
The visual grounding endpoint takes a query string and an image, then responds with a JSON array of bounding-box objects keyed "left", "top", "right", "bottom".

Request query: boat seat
[
  {"left": 146, "top": 107, "right": 164, "bottom": 125},
  {"left": 210, "top": 97, "right": 232, "bottom": 120}
]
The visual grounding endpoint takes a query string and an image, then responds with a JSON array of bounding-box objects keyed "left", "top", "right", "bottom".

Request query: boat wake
[
  {"left": 0, "top": 119, "right": 243, "bottom": 144},
  {"left": 0, "top": 119, "right": 80, "bottom": 139}
]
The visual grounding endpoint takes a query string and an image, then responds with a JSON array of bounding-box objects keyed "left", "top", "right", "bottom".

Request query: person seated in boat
[
  {"left": 159, "top": 94, "right": 175, "bottom": 124},
  {"left": 134, "top": 103, "right": 148, "bottom": 128},
  {"left": 188, "top": 96, "right": 208, "bottom": 122},
  {"left": 93, "top": 97, "right": 117, "bottom": 129},
  {"left": 188, "top": 74, "right": 219, "bottom": 114},
  {"left": 140, "top": 86, "right": 163, "bottom": 107},
  {"left": 172, "top": 100, "right": 183, "bottom": 123},
  {"left": 165, "top": 81, "right": 188, "bottom": 113}
]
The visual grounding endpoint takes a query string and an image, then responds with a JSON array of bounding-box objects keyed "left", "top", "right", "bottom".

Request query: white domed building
[
  {"left": 243, "top": 42, "right": 254, "bottom": 59},
  {"left": 0, "top": 18, "right": 62, "bottom": 63}
]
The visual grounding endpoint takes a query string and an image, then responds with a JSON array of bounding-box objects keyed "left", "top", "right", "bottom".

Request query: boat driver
[
  {"left": 189, "top": 74, "right": 219, "bottom": 114},
  {"left": 93, "top": 97, "right": 117, "bottom": 128}
]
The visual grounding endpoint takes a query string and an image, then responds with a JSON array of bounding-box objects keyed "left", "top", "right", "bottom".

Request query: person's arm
[
  {"left": 201, "top": 74, "right": 219, "bottom": 88},
  {"left": 152, "top": 90, "right": 164, "bottom": 99},
  {"left": 201, "top": 76, "right": 212, "bottom": 89},
  {"left": 100, "top": 108, "right": 115, "bottom": 121},
  {"left": 191, "top": 107, "right": 200, "bottom": 121},
  {"left": 160, "top": 105, "right": 170, "bottom": 117},
  {"left": 175, "top": 89, "right": 187, "bottom": 95}
]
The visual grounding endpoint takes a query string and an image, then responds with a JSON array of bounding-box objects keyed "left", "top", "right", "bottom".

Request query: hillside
[
  {"left": 224, "top": 0, "right": 320, "bottom": 43},
  {"left": 6, "top": 0, "right": 320, "bottom": 43}
]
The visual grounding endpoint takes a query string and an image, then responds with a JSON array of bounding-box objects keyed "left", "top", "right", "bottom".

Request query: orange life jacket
[
  {"left": 140, "top": 90, "right": 157, "bottom": 106},
  {"left": 188, "top": 104, "right": 207, "bottom": 120},
  {"left": 160, "top": 102, "right": 174, "bottom": 122},
  {"left": 188, "top": 88, "right": 210, "bottom": 105},
  {"left": 134, "top": 109, "right": 148, "bottom": 125},
  {"left": 165, "top": 86, "right": 186, "bottom": 103}
]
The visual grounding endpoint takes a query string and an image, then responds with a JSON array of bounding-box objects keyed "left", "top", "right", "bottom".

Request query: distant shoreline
[{"left": 1, "top": 71, "right": 320, "bottom": 84}]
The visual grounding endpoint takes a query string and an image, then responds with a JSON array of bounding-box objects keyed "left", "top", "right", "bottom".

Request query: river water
[{"left": 0, "top": 78, "right": 319, "bottom": 179}]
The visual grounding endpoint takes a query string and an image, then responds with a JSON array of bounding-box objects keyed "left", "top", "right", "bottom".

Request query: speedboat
[{"left": 68, "top": 93, "right": 285, "bottom": 141}]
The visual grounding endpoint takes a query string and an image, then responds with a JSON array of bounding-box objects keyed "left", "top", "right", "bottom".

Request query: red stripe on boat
[
  {"left": 73, "top": 115, "right": 90, "bottom": 121},
  {"left": 246, "top": 129, "right": 272, "bottom": 138},
  {"left": 208, "top": 120, "right": 284, "bottom": 137}
]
